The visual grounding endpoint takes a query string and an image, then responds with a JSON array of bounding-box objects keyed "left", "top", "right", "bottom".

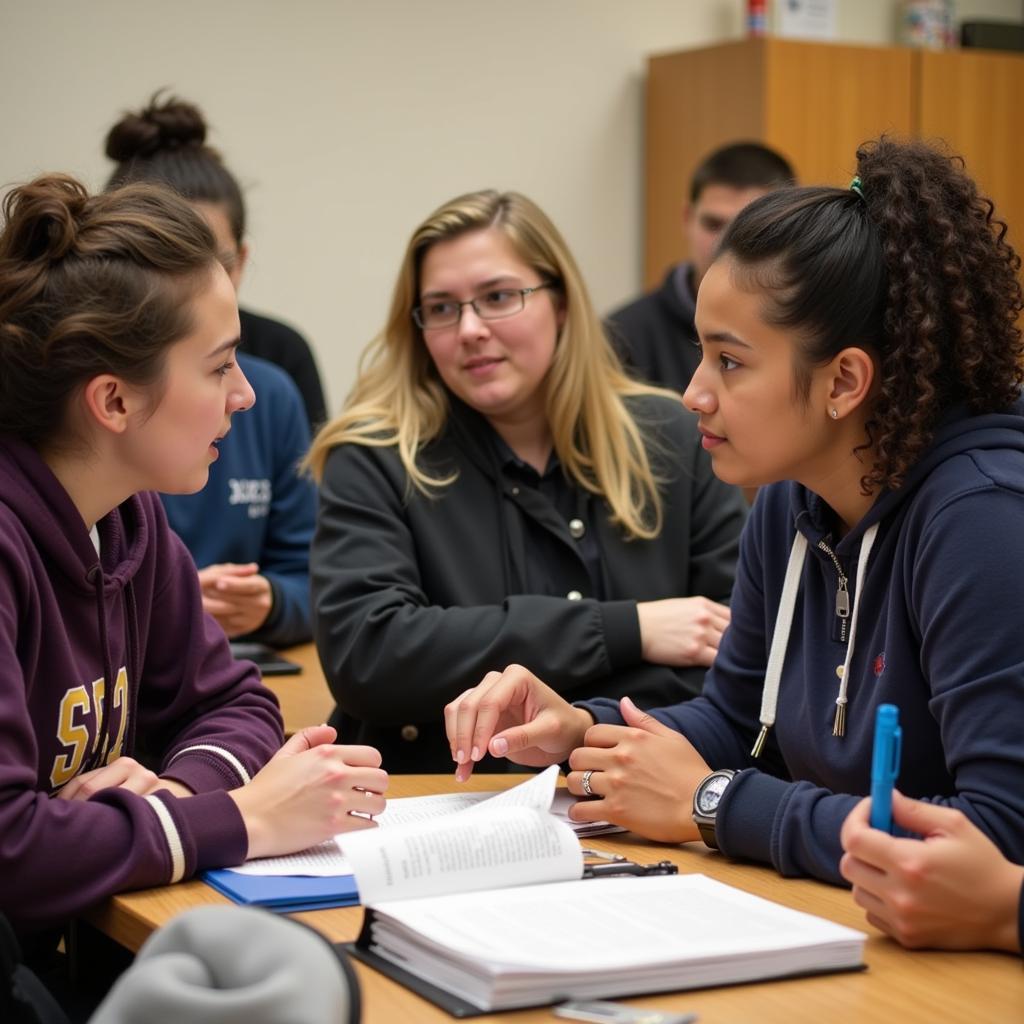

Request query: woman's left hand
[
  {"left": 55, "top": 758, "right": 195, "bottom": 801},
  {"left": 566, "top": 696, "right": 710, "bottom": 843},
  {"left": 56, "top": 757, "right": 161, "bottom": 801}
]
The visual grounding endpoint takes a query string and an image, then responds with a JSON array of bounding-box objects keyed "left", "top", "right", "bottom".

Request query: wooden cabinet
[
  {"left": 917, "top": 49, "right": 1024, "bottom": 259},
  {"left": 645, "top": 38, "right": 1024, "bottom": 288}
]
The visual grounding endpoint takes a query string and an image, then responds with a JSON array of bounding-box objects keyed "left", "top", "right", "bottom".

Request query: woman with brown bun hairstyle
[
  {"left": 106, "top": 93, "right": 326, "bottom": 431},
  {"left": 0, "top": 176, "right": 385, "bottom": 979},
  {"left": 446, "top": 138, "right": 1024, "bottom": 888},
  {"left": 306, "top": 189, "right": 748, "bottom": 772},
  {"left": 105, "top": 94, "right": 319, "bottom": 646}
]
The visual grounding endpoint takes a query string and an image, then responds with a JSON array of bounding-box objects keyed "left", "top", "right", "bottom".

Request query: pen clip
[{"left": 889, "top": 725, "right": 902, "bottom": 779}]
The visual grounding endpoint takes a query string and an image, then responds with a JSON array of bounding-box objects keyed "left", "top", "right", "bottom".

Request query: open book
[
  {"left": 351, "top": 874, "right": 867, "bottom": 1016},
  {"left": 339, "top": 765, "right": 583, "bottom": 906},
  {"left": 203, "top": 767, "right": 604, "bottom": 910}
]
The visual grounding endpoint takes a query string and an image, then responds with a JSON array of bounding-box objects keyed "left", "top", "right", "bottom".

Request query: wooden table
[
  {"left": 270, "top": 642, "right": 335, "bottom": 736},
  {"left": 87, "top": 775, "right": 1024, "bottom": 1024}
]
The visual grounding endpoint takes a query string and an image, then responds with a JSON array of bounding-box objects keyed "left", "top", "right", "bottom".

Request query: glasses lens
[
  {"left": 475, "top": 289, "right": 525, "bottom": 320},
  {"left": 415, "top": 300, "right": 460, "bottom": 329}
]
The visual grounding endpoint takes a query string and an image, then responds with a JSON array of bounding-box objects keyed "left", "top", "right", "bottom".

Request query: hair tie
[{"left": 849, "top": 176, "right": 865, "bottom": 201}]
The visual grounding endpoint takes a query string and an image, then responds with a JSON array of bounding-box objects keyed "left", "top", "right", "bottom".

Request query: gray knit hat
[{"left": 90, "top": 906, "right": 359, "bottom": 1024}]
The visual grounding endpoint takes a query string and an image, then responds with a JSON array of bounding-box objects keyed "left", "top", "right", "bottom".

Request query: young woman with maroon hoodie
[{"left": 0, "top": 176, "right": 387, "bottom": 950}]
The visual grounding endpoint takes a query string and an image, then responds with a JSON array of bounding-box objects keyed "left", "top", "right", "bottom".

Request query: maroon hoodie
[{"left": 0, "top": 437, "right": 284, "bottom": 934}]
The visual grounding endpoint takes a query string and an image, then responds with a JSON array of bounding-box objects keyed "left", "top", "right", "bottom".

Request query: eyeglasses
[{"left": 412, "top": 284, "right": 553, "bottom": 329}]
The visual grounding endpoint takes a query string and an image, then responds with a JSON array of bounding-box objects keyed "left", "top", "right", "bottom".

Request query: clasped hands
[
  {"left": 198, "top": 561, "right": 274, "bottom": 637},
  {"left": 444, "top": 664, "right": 710, "bottom": 843}
]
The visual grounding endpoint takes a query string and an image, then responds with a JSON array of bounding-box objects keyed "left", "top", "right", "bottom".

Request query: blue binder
[{"left": 203, "top": 868, "right": 360, "bottom": 913}]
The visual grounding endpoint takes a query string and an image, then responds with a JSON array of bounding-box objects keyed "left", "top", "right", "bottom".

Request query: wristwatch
[{"left": 692, "top": 769, "right": 737, "bottom": 850}]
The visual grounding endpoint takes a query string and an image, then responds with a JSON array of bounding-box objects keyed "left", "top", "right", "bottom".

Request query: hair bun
[
  {"left": 105, "top": 93, "right": 207, "bottom": 163},
  {"left": 0, "top": 174, "right": 90, "bottom": 263}
]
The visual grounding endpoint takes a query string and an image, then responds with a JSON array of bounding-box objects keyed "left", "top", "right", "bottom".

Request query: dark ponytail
[
  {"left": 718, "top": 136, "right": 1023, "bottom": 492},
  {"left": 105, "top": 92, "right": 246, "bottom": 244},
  {"left": 0, "top": 173, "right": 218, "bottom": 450}
]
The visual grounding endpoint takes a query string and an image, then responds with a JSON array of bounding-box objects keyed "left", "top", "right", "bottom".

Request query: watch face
[{"left": 696, "top": 773, "right": 731, "bottom": 815}]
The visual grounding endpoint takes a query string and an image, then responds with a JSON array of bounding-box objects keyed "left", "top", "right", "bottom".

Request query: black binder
[{"left": 344, "top": 909, "right": 488, "bottom": 1018}]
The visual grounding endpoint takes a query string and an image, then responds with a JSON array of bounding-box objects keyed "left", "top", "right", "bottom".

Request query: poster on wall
[{"left": 776, "top": 0, "right": 838, "bottom": 41}]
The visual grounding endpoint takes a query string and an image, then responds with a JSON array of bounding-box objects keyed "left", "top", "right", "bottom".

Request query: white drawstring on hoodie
[{"left": 751, "top": 522, "right": 879, "bottom": 757}]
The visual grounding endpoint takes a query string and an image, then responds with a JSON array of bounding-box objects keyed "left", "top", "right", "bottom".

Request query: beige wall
[{"left": 1, "top": 0, "right": 1018, "bottom": 412}]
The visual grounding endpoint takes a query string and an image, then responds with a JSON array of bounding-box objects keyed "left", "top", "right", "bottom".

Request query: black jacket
[
  {"left": 607, "top": 265, "right": 701, "bottom": 393},
  {"left": 311, "top": 394, "right": 747, "bottom": 771}
]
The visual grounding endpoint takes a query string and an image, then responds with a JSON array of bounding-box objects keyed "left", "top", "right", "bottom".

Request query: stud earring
[{"left": 830, "top": 408, "right": 838, "bottom": 419}]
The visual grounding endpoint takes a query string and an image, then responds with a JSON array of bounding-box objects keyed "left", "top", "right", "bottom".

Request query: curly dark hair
[{"left": 718, "top": 136, "right": 1023, "bottom": 492}]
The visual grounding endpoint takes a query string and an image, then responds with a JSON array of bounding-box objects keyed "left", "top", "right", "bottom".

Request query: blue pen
[{"left": 870, "top": 703, "right": 901, "bottom": 832}]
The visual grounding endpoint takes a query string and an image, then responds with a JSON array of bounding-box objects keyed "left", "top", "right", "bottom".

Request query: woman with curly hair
[
  {"left": 445, "top": 137, "right": 1024, "bottom": 886},
  {"left": 306, "top": 189, "right": 748, "bottom": 771}
]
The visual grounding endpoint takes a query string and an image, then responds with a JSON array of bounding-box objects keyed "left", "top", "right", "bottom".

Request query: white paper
[
  {"left": 225, "top": 838, "right": 351, "bottom": 877},
  {"left": 376, "top": 762, "right": 558, "bottom": 826},
  {"left": 373, "top": 874, "right": 862, "bottom": 970},
  {"left": 549, "top": 789, "right": 625, "bottom": 836},
  {"left": 226, "top": 766, "right": 566, "bottom": 877}
]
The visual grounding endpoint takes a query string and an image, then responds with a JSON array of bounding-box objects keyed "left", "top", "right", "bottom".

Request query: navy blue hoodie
[
  {"left": 585, "top": 404, "right": 1024, "bottom": 884},
  {"left": 0, "top": 437, "right": 284, "bottom": 933},
  {"left": 161, "top": 354, "right": 315, "bottom": 647}
]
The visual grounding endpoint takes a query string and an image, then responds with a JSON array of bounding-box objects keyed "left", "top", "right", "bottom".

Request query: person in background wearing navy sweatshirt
[
  {"left": 0, "top": 176, "right": 386, "bottom": 961},
  {"left": 159, "top": 352, "right": 314, "bottom": 646},
  {"left": 444, "top": 137, "right": 1024, "bottom": 886},
  {"left": 104, "top": 94, "right": 321, "bottom": 645}
]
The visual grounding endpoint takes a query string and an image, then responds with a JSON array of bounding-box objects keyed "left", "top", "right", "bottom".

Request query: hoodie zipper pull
[
  {"left": 835, "top": 578, "right": 850, "bottom": 618},
  {"left": 816, "top": 539, "right": 850, "bottom": 620}
]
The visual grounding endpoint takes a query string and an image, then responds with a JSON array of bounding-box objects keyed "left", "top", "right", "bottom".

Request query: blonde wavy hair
[{"left": 306, "top": 189, "right": 675, "bottom": 539}]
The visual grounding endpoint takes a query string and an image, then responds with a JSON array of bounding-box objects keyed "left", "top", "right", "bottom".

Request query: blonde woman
[{"left": 307, "top": 190, "right": 747, "bottom": 771}]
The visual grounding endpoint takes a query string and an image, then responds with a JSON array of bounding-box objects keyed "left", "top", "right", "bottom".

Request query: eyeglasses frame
[{"left": 412, "top": 283, "right": 553, "bottom": 330}]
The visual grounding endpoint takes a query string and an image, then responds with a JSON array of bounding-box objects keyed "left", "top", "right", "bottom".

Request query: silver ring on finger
[{"left": 581, "top": 769, "right": 596, "bottom": 797}]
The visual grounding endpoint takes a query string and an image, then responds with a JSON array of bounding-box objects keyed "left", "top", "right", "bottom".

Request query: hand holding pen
[{"left": 840, "top": 791, "right": 1023, "bottom": 952}]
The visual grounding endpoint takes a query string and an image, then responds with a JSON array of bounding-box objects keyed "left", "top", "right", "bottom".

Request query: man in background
[{"left": 609, "top": 141, "right": 795, "bottom": 392}]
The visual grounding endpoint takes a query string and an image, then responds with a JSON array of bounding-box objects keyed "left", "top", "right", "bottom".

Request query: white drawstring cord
[
  {"left": 751, "top": 532, "right": 807, "bottom": 757},
  {"left": 751, "top": 523, "right": 879, "bottom": 756}
]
